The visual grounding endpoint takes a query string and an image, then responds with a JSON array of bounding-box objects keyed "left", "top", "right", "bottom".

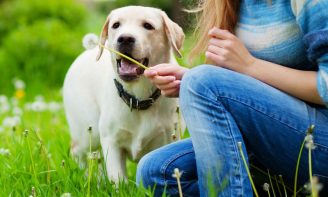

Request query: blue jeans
[{"left": 136, "top": 65, "right": 328, "bottom": 197}]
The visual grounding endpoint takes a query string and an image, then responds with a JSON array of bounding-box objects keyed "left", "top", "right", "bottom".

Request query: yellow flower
[{"left": 15, "top": 89, "right": 25, "bottom": 99}]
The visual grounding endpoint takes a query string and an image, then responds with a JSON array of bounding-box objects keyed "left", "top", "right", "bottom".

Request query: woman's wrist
[{"left": 241, "top": 56, "right": 258, "bottom": 77}]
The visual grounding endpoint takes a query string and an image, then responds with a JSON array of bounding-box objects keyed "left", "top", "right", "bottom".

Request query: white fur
[{"left": 63, "top": 6, "right": 185, "bottom": 182}]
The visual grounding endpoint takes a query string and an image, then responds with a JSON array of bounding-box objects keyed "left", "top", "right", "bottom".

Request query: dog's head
[{"left": 96, "top": 6, "right": 184, "bottom": 82}]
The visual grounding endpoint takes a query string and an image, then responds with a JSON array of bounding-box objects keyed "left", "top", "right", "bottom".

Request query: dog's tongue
[{"left": 119, "top": 59, "right": 138, "bottom": 75}]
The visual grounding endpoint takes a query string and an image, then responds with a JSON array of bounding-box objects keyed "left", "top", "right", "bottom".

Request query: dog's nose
[{"left": 117, "top": 35, "right": 136, "bottom": 45}]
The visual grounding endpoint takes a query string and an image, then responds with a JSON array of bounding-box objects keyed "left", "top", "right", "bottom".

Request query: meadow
[{"left": 0, "top": 0, "right": 321, "bottom": 196}]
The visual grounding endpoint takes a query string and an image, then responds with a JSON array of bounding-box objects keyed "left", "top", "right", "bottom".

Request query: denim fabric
[{"left": 137, "top": 65, "right": 328, "bottom": 197}]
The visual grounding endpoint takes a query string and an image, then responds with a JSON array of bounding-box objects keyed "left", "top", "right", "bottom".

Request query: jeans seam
[
  {"left": 160, "top": 149, "right": 195, "bottom": 182},
  {"left": 216, "top": 96, "right": 244, "bottom": 196},
  {"left": 217, "top": 94, "right": 306, "bottom": 135}
]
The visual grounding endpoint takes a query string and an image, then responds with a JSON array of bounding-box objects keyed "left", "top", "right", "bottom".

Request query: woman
[{"left": 137, "top": 0, "right": 328, "bottom": 196}]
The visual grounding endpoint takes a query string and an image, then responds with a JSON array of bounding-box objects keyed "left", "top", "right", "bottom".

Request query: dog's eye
[
  {"left": 112, "top": 22, "right": 120, "bottom": 29},
  {"left": 143, "top": 22, "right": 154, "bottom": 30}
]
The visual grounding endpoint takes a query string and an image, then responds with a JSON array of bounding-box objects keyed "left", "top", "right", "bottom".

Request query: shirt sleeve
[{"left": 291, "top": 0, "right": 328, "bottom": 106}]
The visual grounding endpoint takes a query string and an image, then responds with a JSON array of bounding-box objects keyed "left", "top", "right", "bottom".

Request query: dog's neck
[
  {"left": 115, "top": 76, "right": 158, "bottom": 100},
  {"left": 114, "top": 79, "right": 161, "bottom": 110}
]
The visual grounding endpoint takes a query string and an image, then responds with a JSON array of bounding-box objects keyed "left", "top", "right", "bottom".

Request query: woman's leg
[
  {"left": 136, "top": 139, "right": 199, "bottom": 197},
  {"left": 179, "top": 65, "right": 328, "bottom": 196}
]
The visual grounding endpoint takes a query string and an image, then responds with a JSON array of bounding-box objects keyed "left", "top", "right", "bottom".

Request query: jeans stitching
[
  {"left": 160, "top": 149, "right": 195, "bottom": 181},
  {"left": 158, "top": 149, "right": 195, "bottom": 196},
  {"left": 215, "top": 96, "right": 244, "bottom": 196}
]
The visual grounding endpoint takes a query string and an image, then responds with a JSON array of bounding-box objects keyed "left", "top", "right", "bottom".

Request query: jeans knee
[{"left": 136, "top": 151, "right": 161, "bottom": 188}]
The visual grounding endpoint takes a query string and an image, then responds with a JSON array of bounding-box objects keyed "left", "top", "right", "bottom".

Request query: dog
[{"left": 63, "top": 6, "right": 185, "bottom": 182}]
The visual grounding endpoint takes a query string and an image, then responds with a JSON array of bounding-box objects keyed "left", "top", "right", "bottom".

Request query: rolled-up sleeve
[{"left": 291, "top": 0, "right": 328, "bottom": 106}]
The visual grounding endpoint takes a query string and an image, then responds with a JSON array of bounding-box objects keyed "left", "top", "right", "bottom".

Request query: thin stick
[
  {"left": 238, "top": 142, "right": 259, "bottom": 197},
  {"left": 279, "top": 175, "right": 288, "bottom": 197},
  {"left": 99, "top": 44, "right": 149, "bottom": 70},
  {"left": 268, "top": 169, "right": 276, "bottom": 197},
  {"left": 294, "top": 138, "right": 306, "bottom": 197}
]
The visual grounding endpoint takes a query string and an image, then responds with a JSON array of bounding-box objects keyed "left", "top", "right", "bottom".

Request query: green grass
[{"left": 0, "top": 91, "right": 156, "bottom": 196}]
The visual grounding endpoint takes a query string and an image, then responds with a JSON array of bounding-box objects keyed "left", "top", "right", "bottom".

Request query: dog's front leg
[{"left": 100, "top": 135, "right": 127, "bottom": 183}]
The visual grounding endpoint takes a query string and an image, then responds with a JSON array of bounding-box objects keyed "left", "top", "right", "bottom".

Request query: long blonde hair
[{"left": 189, "top": 0, "right": 240, "bottom": 62}]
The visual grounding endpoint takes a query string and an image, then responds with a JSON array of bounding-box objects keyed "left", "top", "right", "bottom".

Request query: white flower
[
  {"left": 13, "top": 78, "right": 26, "bottom": 90},
  {"left": 0, "top": 148, "right": 10, "bottom": 156},
  {"left": 87, "top": 151, "right": 99, "bottom": 160},
  {"left": 35, "top": 95, "right": 44, "bottom": 102},
  {"left": 61, "top": 193, "right": 72, "bottom": 197},
  {"left": 13, "top": 107, "right": 23, "bottom": 116},
  {"left": 82, "top": 33, "right": 99, "bottom": 50},
  {"left": 172, "top": 168, "right": 183, "bottom": 178},
  {"left": 263, "top": 183, "right": 270, "bottom": 192},
  {"left": 0, "top": 95, "right": 8, "bottom": 103},
  {"left": 25, "top": 99, "right": 47, "bottom": 112},
  {"left": 0, "top": 102, "right": 10, "bottom": 113},
  {"left": 305, "top": 134, "right": 313, "bottom": 143},
  {"left": 10, "top": 97, "right": 19, "bottom": 107},
  {"left": 48, "top": 102, "right": 62, "bottom": 112},
  {"left": 0, "top": 127, "right": 4, "bottom": 133},
  {"left": 2, "top": 116, "right": 21, "bottom": 128}
]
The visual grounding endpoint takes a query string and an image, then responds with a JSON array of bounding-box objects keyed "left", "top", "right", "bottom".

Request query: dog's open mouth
[{"left": 116, "top": 56, "right": 149, "bottom": 82}]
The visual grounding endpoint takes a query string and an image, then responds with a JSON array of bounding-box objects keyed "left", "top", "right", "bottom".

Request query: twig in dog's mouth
[{"left": 99, "top": 44, "right": 149, "bottom": 70}]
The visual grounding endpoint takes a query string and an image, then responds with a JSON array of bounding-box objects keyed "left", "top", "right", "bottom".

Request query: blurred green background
[{"left": 0, "top": 0, "right": 197, "bottom": 97}]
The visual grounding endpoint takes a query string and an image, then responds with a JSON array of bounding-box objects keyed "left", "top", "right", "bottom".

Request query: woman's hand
[
  {"left": 206, "top": 27, "right": 256, "bottom": 74},
  {"left": 144, "top": 64, "right": 188, "bottom": 97}
]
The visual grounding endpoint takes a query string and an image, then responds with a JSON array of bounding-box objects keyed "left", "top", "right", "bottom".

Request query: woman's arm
[
  {"left": 206, "top": 28, "right": 324, "bottom": 105},
  {"left": 245, "top": 58, "right": 323, "bottom": 105}
]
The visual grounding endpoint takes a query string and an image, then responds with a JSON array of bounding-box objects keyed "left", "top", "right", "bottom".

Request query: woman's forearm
[{"left": 244, "top": 58, "right": 323, "bottom": 105}]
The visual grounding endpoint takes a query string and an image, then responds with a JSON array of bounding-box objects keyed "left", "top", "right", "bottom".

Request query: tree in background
[{"left": 0, "top": 0, "right": 88, "bottom": 94}]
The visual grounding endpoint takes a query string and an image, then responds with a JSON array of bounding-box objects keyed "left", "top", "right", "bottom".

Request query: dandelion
[
  {"left": 13, "top": 78, "right": 26, "bottom": 100},
  {"left": 15, "top": 89, "right": 25, "bottom": 100},
  {"left": 13, "top": 78, "right": 26, "bottom": 90},
  {"left": 305, "top": 136, "right": 316, "bottom": 150},
  {"left": 0, "top": 95, "right": 10, "bottom": 113},
  {"left": 304, "top": 176, "right": 322, "bottom": 197},
  {"left": 13, "top": 106, "right": 23, "bottom": 116},
  {"left": 0, "top": 95, "right": 8, "bottom": 103},
  {"left": 294, "top": 125, "right": 315, "bottom": 197},
  {"left": 23, "top": 129, "right": 29, "bottom": 137},
  {"left": 31, "top": 186, "right": 35, "bottom": 197},
  {"left": 61, "top": 160, "right": 65, "bottom": 168},
  {"left": 61, "top": 193, "right": 72, "bottom": 197},
  {"left": 83, "top": 33, "right": 99, "bottom": 50},
  {"left": 2, "top": 116, "right": 21, "bottom": 128},
  {"left": 0, "top": 148, "right": 10, "bottom": 156},
  {"left": 263, "top": 183, "right": 271, "bottom": 197},
  {"left": 172, "top": 168, "right": 183, "bottom": 197},
  {"left": 48, "top": 101, "right": 62, "bottom": 112}
]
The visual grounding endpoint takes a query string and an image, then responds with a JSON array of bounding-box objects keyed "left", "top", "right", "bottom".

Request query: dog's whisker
[{"left": 98, "top": 44, "right": 149, "bottom": 70}]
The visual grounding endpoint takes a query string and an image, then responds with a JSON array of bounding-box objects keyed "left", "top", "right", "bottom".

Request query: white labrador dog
[{"left": 63, "top": 6, "right": 185, "bottom": 182}]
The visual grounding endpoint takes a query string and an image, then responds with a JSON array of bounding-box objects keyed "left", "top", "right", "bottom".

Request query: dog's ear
[
  {"left": 96, "top": 15, "right": 110, "bottom": 61},
  {"left": 161, "top": 11, "right": 185, "bottom": 58}
]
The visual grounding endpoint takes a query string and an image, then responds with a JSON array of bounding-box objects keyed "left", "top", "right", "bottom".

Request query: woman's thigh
[{"left": 180, "top": 65, "right": 328, "bottom": 191}]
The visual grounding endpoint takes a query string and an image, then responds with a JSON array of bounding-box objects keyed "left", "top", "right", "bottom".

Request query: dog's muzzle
[{"left": 116, "top": 56, "right": 149, "bottom": 82}]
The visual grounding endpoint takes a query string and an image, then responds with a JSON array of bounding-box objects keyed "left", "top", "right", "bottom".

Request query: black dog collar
[{"left": 114, "top": 79, "right": 161, "bottom": 111}]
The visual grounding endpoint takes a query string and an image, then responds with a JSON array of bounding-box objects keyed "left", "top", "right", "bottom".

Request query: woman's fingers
[
  {"left": 157, "top": 80, "right": 180, "bottom": 90},
  {"left": 161, "top": 87, "right": 180, "bottom": 97},
  {"left": 208, "top": 28, "right": 235, "bottom": 40},
  {"left": 151, "top": 75, "right": 176, "bottom": 85},
  {"left": 207, "top": 45, "right": 229, "bottom": 56}
]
